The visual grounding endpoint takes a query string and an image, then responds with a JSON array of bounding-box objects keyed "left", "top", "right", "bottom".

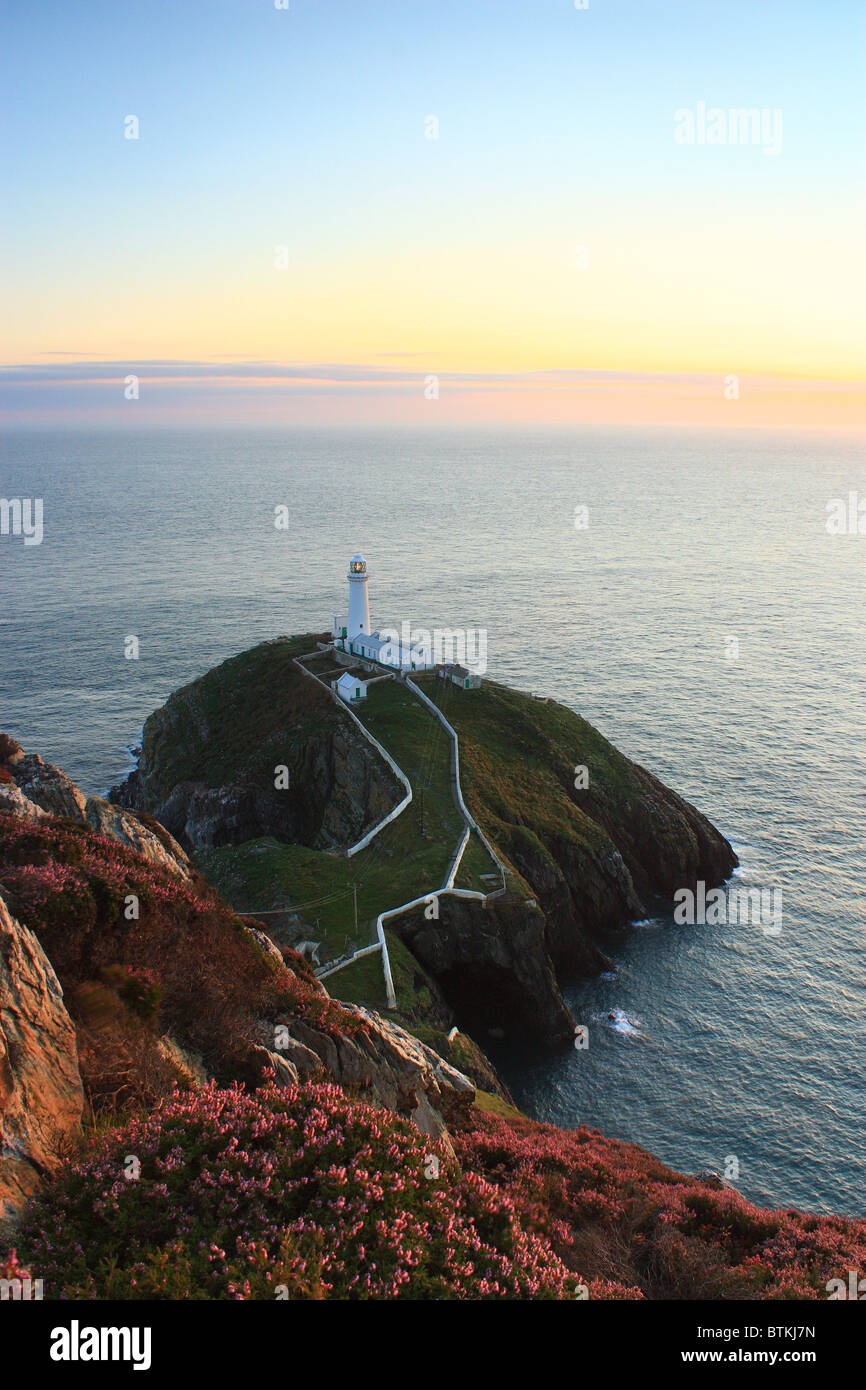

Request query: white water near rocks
[{"left": 1, "top": 425, "right": 864, "bottom": 1214}]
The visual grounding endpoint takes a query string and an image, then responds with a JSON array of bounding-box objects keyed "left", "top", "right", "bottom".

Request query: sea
[{"left": 1, "top": 425, "right": 864, "bottom": 1216}]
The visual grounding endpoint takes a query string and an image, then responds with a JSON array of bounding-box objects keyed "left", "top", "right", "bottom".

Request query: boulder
[
  {"left": 0, "top": 783, "right": 49, "bottom": 825},
  {"left": 84, "top": 796, "right": 192, "bottom": 881},
  {"left": 242, "top": 924, "right": 288, "bottom": 969},
  {"left": 8, "top": 752, "right": 86, "bottom": 822},
  {"left": 155, "top": 1035, "right": 209, "bottom": 1089},
  {"left": 0, "top": 734, "right": 24, "bottom": 767},
  {"left": 272, "top": 1033, "right": 323, "bottom": 1079},
  {"left": 249, "top": 1045, "right": 299, "bottom": 1088}
]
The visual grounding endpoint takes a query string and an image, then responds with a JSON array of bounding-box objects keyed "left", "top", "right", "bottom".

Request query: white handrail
[
  {"left": 444, "top": 825, "right": 470, "bottom": 891},
  {"left": 317, "top": 939, "right": 383, "bottom": 980}
]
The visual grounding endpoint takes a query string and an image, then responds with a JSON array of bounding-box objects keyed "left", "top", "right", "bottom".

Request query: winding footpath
[{"left": 295, "top": 653, "right": 505, "bottom": 1009}]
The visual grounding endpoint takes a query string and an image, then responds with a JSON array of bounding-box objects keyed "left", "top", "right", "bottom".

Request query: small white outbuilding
[{"left": 335, "top": 671, "right": 368, "bottom": 704}]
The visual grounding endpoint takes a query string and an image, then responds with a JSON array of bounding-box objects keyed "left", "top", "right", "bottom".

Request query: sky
[{"left": 1, "top": 0, "right": 864, "bottom": 429}]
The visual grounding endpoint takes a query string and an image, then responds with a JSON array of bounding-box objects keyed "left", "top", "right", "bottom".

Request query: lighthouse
[
  {"left": 331, "top": 553, "right": 436, "bottom": 673},
  {"left": 346, "top": 553, "right": 371, "bottom": 638}
]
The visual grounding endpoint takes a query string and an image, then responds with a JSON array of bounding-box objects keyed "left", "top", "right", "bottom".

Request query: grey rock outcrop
[
  {"left": 84, "top": 796, "right": 192, "bottom": 881},
  {"left": 258, "top": 1003, "right": 475, "bottom": 1142},
  {"left": 250, "top": 1045, "right": 300, "bottom": 1088},
  {"left": 0, "top": 733, "right": 193, "bottom": 884},
  {"left": 0, "top": 891, "right": 85, "bottom": 1224},
  {"left": 9, "top": 751, "right": 86, "bottom": 822},
  {"left": 243, "top": 924, "right": 289, "bottom": 969},
  {"left": 0, "top": 783, "right": 49, "bottom": 825},
  {"left": 155, "top": 1035, "right": 209, "bottom": 1089}
]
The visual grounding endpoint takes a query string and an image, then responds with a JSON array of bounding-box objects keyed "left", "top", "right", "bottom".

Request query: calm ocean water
[{"left": 1, "top": 426, "right": 864, "bottom": 1215}]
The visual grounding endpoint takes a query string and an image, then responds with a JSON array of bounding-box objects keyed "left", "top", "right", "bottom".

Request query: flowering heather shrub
[
  {"left": 10, "top": 1080, "right": 590, "bottom": 1301},
  {"left": 453, "top": 1111, "right": 866, "bottom": 1300}
]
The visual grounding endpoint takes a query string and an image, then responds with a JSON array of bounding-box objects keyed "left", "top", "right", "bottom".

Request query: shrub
[
  {"left": 11, "top": 1080, "right": 587, "bottom": 1301},
  {"left": 100, "top": 964, "right": 162, "bottom": 1025},
  {"left": 453, "top": 1109, "right": 866, "bottom": 1301}
]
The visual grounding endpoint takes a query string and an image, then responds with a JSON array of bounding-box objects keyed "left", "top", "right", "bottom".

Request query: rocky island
[{"left": 108, "top": 632, "right": 736, "bottom": 1055}]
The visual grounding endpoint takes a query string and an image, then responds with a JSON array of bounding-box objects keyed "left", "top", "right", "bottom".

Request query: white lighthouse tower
[
  {"left": 331, "top": 552, "right": 436, "bottom": 673},
  {"left": 346, "top": 553, "right": 371, "bottom": 638}
]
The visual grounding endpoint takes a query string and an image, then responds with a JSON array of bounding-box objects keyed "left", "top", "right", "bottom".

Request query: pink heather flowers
[
  {"left": 0, "top": 813, "right": 210, "bottom": 918},
  {"left": 455, "top": 1110, "right": 866, "bottom": 1300},
  {"left": 9, "top": 1080, "right": 589, "bottom": 1301},
  {"left": 0, "top": 1249, "right": 33, "bottom": 1284}
]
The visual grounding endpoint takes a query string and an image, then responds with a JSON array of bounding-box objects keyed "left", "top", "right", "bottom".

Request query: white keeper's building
[
  {"left": 335, "top": 671, "right": 367, "bottom": 703},
  {"left": 332, "top": 554, "right": 435, "bottom": 672}
]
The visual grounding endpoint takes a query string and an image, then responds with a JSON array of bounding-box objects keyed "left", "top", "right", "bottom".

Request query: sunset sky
[{"left": 1, "top": 0, "right": 864, "bottom": 428}]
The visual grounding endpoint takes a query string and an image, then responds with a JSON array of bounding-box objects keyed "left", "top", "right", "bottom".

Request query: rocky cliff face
[
  {"left": 0, "top": 744, "right": 476, "bottom": 1216},
  {"left": 417, "top": 675, "right": 737, "bottom": 977},
  {"left": 393, "top": 895, "right": 576, "bottom": 1046},
  {"left": 0, "top": 891, "right": 85, "bottom": 1223},
  {"left": 109, "top": 636, "right": 402, "bottom": 854}
]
